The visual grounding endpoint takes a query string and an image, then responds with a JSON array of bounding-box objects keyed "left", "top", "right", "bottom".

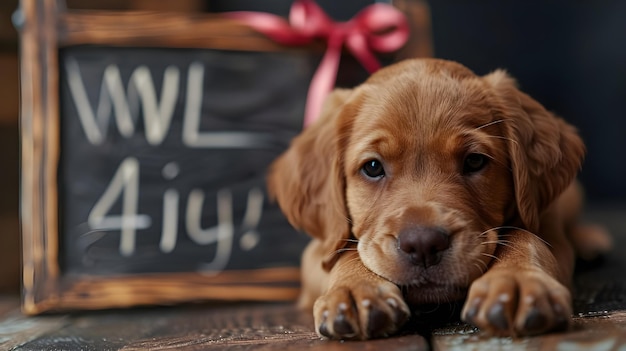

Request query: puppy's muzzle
[{"left": 397, "top": 226, "right": 450, "bottom": 268}]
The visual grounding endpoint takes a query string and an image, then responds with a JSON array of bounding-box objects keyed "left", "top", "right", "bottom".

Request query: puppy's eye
[
  {"left": 362, "top": 159, "right": 385, "bottom": 179},
  {"left": 463, "top": 153, "right": 488, "bottom": 174}
]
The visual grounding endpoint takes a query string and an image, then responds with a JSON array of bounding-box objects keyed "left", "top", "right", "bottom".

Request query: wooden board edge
[
  {"left": 58, "top": 10, "right": 320, "bottom": 52},
  {"left": 24, "top": 268, "right": 301, "bottom": 315},
  {"left": 19, "top": 0, "right": 62, "bottom": 315}
]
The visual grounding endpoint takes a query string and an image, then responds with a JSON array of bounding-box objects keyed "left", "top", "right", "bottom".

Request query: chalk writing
[
  {"left": 87, "top": 157, "right": 148, "bottom": 257},
  {"left": 66, "top": 58, "right": 179, "bottom": 146},
  {"left": 66, "top": 58, "right": 276, "bottom": 149},
  {"left": 87, "top": 154, "right": 265, "bottom": 270},
  {"left": 58, "top": 48, "right": 314, "bottom": 276},
  {"left": 65, "top": 55, "right": 274, "bottom": 274}
]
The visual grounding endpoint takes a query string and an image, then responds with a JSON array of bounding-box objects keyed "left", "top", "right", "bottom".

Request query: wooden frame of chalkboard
[{"left": 19, "top": 0, "right": 323, "bottom": 315}]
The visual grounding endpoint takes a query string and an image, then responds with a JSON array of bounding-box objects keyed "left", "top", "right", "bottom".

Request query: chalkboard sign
[
  {"left": 19, "top": 0, "right": 430, "bottom": 314},
  {"left": 18, "top": 1, "right": 329, "bottom": 315}
]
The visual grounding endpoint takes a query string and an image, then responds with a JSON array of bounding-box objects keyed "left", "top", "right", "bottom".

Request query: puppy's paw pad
[
  {"left": 362, "top": 298, "right": 408, "bottom": 338},
  {"left": 462, "top": 270, "right": 572, "bottom": 336},
  {"left": 486, "top": 299, "right": 511, "bottom": 331},
  {"left": 522, "top": 307, "right": 549, "bottom": 333},
  {"left": 313, "top": 283, "right": 409, "bottom": 340}
]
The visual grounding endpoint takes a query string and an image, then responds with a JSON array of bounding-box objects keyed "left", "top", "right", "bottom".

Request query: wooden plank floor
[
  {"left": 0, "top": 299, "right": 430, "bottom": 351},
  {"left": 2, "top": 207, "right": 625, "bottom": 351}
]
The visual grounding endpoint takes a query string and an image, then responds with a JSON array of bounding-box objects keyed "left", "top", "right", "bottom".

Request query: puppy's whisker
[
  {"left": 478, "top": 227, "right": 500, "bottom": 237},
  {"left": 491, "top": 225, "right": 553, "bottom": 248},
  {"left": 484, "top": 135, "right": 519, "bottom": 146},
  {"left": 323, "top": 247, "right": 359, "bottom": 264},
  {"left": 482, "top": 153, "right": 497, "bottom": 161},
  {"left": 473, "top": 259, "right": 488, "bottom": 274},
  {"left": 481, "top": 252, "right": 500, "bottom": 262},
  {"left": 484, "top": 153, "right": 511, "bottom": 170},
  {"left": 335, "top": 210, "right": 353, "bottom": 225},
  {"left": 328, "top": 190, "right": 353, "bottom": 225},
  {"left": 474, "top": 118, "right": 511, "bottom": 130},
  {"left": 480, "top": 225, "right": 535, "bottom": 237},
  {"left": 478, "top": 152, "right": 511, "bottom": 171},
  {"left": 481, "top": 239, "right": 515, "bottom": 245}
]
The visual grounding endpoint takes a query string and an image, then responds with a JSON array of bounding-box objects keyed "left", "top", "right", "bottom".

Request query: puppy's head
[{"left": 268, "top": 58, "right": 584, "bottom": 303}]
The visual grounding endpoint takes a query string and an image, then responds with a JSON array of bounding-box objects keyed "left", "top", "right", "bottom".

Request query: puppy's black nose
[{"left": 397, "top": 226, "right": 450, "bottom": 268}]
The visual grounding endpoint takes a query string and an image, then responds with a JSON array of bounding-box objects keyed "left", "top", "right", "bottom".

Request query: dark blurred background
[
  {"left": 0, "top": 0, "right": 624, "bottom": 292},
  {"left": 427, "top": 0, "right": 626, "bottom": 205}
]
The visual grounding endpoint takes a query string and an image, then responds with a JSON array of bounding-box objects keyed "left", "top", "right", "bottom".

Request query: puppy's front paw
[
  {"left": 462, "top": 268, "right": 572, "bottom": 336},
  {"left": 313, "top": 280, "right": 410, "bottom": 340}
]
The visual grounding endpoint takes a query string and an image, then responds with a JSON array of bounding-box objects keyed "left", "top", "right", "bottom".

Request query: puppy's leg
[
  {"left": 297, "top": 241, "right": 330, "bottom": 309},
  {"left": 560, "top": 182, "right": 612, "bottom": 262},
  {"left": 313, "top": 251, "right": 410, "bottom": 340},
  {"left": 462, "top": 224, "right": 573, "bottom": 336}
]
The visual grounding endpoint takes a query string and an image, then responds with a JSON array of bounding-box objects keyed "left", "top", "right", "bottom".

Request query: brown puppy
[{"left": 268, "top": 58, "right": 611, "bottom": 339}]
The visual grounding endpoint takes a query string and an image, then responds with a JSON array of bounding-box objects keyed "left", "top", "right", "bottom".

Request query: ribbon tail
[
  {"left": 303, "top": 38, "right": 343, "bottom": 127},
  {"left": 346, "top": 34, "right": 382, "bottom": 73}
]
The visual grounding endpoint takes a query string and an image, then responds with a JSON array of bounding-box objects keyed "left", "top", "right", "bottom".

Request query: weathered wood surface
[
  {"left": 1, "top": 298, "right": 625, "bottom": 351},
  {"left": 432, "top": 312, "right": 626, "bottom": 351},
  {"left": 0, "top": 296, "right": 68, "bottom": 351},
  {"left": 3, "top": 207, "right": 625, "bottom": 350},
  {"left": 2, "top": 299, "right": 429, "bottom": 351}
]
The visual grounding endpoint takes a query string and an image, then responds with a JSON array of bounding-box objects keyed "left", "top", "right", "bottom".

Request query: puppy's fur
[{"left": 268, "top": 58, "right": 611, "bottom": 339}]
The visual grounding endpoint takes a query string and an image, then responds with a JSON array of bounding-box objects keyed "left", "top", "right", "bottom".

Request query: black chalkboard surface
[{"left": 58, "top": 47, "right": 312, "bottom": 276}]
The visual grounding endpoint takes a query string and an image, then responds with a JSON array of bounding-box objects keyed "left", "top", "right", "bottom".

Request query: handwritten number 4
[{"left": 87, "top": 157, "right": 265, "bottom": 274}]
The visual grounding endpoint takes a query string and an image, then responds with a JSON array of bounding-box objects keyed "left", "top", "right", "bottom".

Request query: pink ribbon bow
[{"left": 225, "top": 0, "right": 409, "bottom": 127}]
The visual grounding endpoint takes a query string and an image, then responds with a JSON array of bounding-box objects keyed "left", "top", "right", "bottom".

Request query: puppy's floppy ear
[
  {"left": 483, "top": 70, "right": 585, "bottom": 232},
  {"left": 268, "top": 88, "right": 356, "bottom": 271}
]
